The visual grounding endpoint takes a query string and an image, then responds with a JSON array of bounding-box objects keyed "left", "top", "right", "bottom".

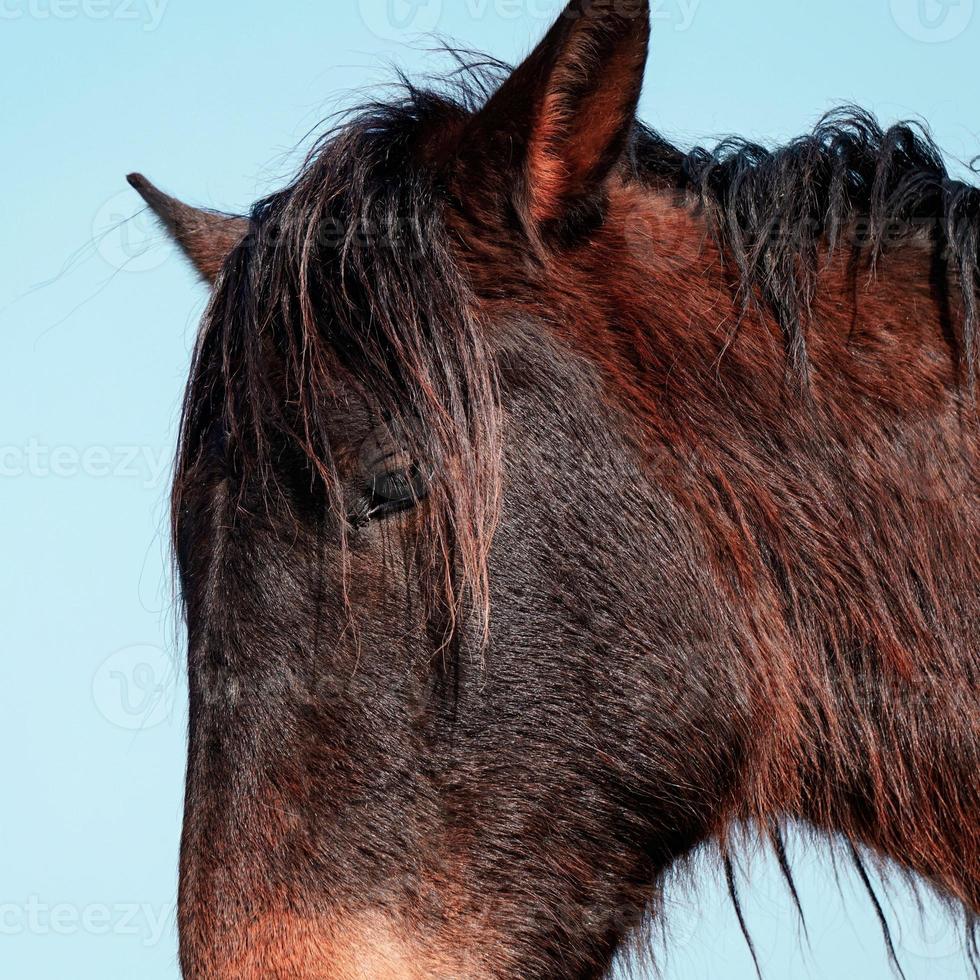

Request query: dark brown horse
[{"left": 129, "top": 2, "right": 979, "bottom": 976}]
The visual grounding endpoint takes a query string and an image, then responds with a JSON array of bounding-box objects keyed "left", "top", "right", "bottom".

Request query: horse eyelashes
[
  {"left": 369, "top": 469, "right": 416, "bottom": 505},
  {"left": 348, "top": 463, "right": 427, "bottom": 527}
]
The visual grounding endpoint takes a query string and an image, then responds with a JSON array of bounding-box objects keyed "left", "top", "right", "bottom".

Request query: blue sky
[{"left": 1, "top": 1, "right": 976, "bottom": 977}]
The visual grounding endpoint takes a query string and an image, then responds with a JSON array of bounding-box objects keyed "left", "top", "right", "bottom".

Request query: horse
[{"left": 128, "top": 2, "right": 979, "bottom": 976}]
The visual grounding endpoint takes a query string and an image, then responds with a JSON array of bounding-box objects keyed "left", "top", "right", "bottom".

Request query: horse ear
[
  {"left": 127, "top": 173, "right": 249, "bottom": 284},
  {"left": 460, "top": 0, "right": 650, "bottom": 229}
]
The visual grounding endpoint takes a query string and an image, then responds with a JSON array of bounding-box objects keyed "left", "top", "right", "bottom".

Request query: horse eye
[{"left": 362, "top": 463, "right": 427, "bottom": 520}]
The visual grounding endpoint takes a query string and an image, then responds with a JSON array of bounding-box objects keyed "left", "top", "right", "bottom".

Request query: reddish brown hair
[{"left": 133, "top": 2, "right": 978, "bottom": 975}]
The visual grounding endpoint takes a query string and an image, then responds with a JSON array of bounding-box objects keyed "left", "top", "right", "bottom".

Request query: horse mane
[
  {"left": 172, "top": 57, "right": 979, "bottom": 971},
  {"left": 631, "top": 108, "right": 980, "bottom": 385}
]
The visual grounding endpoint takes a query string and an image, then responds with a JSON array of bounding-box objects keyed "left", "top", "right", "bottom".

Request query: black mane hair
[{"left": 634, "top": 108, "right": 980, "bottom": 384}]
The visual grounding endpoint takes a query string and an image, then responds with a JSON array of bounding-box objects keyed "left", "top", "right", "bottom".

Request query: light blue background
[{"left": 1, "top": 1, "right": 976, "bottom": 977}]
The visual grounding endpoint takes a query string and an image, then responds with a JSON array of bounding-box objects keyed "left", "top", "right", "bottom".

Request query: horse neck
[{"left": 584, "top": 192, "right": 980, "bottom": 910}]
